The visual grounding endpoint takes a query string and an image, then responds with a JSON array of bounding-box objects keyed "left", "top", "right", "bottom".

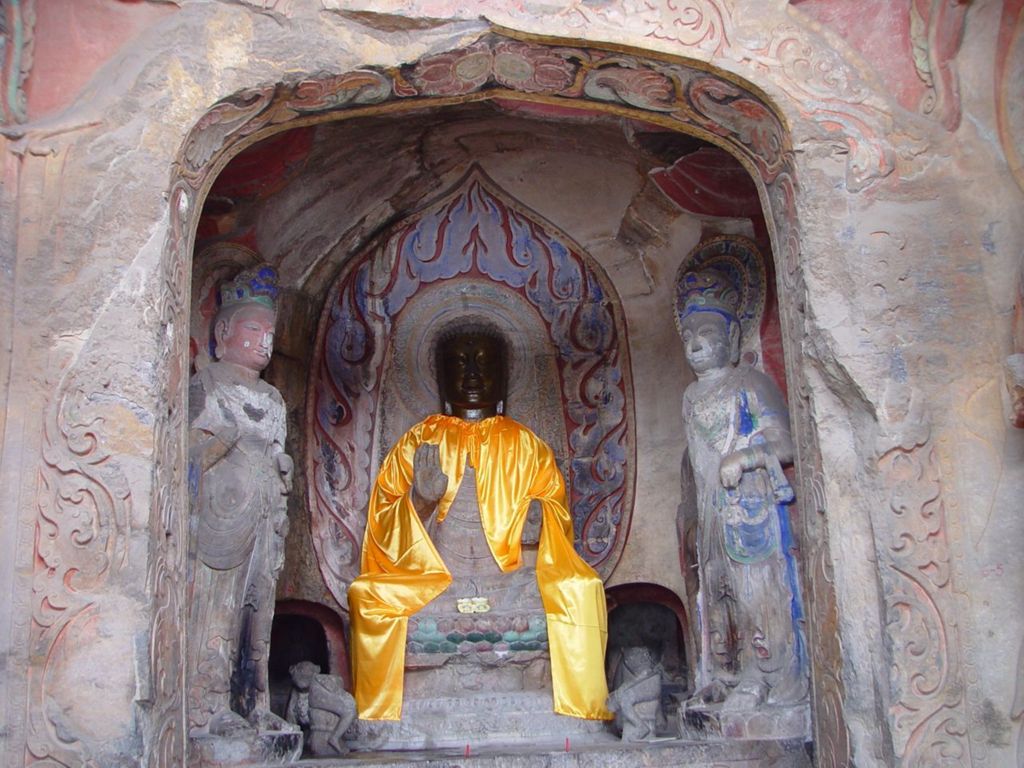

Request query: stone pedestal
[
  {"left": 189, "top": 727, "right": 302, "bottom": 768},
  {"left": 681, "top": 701, "right": 811, "bottom": 741},
  {"left": 346, "top": 691, "right": 612, "bottom": 752},
  {"left": 295, "top": 736, "right": 812, "bottom": 766},
  {"left": 404, "top": 610, "right": 551, "bottom": 697},
  {"left": 345, "top": 465, "right": 600, "bottom": 753}
]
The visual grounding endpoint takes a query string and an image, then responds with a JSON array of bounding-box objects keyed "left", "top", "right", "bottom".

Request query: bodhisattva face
[
  {"left": 680, "top": 312, "right": 736, "bottom": 378},
  {"left": 439, "top": 333, "right": 505, "bottom": 420},
  {"left": 216, "top": 303, "right": 277, "bottom": 373}
]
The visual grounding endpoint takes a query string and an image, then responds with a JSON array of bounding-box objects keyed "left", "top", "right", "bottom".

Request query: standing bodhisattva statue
[
  {"left": 347, "top": 324, "right": 612, "bottom": 722},
  {"left": 676, "top": 270, "right": 807, "bottom": 712},
  {"left": 187, "top": 266, "right": 295, "bottom": 739}
]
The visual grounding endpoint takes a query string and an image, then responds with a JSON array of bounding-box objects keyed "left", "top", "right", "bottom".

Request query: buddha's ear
[{"left": 729, "top": 322, "right": 741, "bottom": 364}]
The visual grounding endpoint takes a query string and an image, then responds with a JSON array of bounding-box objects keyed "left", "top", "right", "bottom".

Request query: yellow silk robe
[{"left": 348, "top": 414, "right": 612, "bottom": 721}]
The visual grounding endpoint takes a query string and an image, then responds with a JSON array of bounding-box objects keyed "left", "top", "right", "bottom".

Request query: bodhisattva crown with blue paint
[
  {"left": 219, "top": 265, "right": 279, "bottom": 311},
  {"left": 675, "top": 268, "right": 740, "bottom": 328}
]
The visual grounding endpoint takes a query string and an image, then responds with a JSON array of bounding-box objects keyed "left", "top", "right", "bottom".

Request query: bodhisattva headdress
[
  {"left": 218, "top": 265, "right": 280, "bottom": 313},
  {"left": 674, "top": 268, "right": 741, "bottom": 331},
  {"left": 672, "top": 236, "right": 766, "bottom": 366}
]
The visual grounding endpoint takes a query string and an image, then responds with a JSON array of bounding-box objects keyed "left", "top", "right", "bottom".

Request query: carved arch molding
[{"left": 123, "top": 30, "right": 854, "bottom": 767}]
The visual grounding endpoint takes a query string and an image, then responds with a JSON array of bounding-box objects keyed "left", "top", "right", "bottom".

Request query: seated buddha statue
[
  {"left": 412, "top": 328, "right": 542, "bottom": 623},
  {"left": 347, "top": 323, "right": 612, "bottom": 724}
]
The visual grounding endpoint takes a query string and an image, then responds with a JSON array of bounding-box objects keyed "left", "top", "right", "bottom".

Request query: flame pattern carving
[{"left": 308, "top": 170, "right": 635, "bottom": 607}]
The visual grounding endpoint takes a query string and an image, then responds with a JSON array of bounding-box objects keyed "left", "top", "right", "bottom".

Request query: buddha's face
[
  {"left": 439, "top": 332, "right": 505, "bottom": 419},
  {"left": 216, "top": 303, "right": 276, "bottom": 372},
  {"left": 680, "top": 311, "right": 736, "bottom": 376}
]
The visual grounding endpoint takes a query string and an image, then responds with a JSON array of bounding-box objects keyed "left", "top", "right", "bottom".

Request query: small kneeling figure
[
  {"left": 285, "top": 661, "right": 356, "bottom": 756},
  {"left": 607, "top": 646, "right": 663, "bottom": 741}
]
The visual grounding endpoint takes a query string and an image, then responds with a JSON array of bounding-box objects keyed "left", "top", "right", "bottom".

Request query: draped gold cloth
[{"left": 348, "top": 414, "right": 612, "bottom": 721}]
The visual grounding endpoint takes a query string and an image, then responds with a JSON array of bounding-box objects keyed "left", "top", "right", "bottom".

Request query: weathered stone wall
[{"left": 1, "top": 1, "right": 1021, "bottom": 766}]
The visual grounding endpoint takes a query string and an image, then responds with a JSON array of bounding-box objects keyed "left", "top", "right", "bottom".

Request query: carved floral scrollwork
[
  {"left": 770, "top": 30, "right": 872, "bottom": 105},
  {"left": 766, "top": 169, "right": 801, "bottom": 292},
  {"left": 492, "top": 40, "right": 582, "bottom": 92},
  {"left": 177, "top": 35, "right": 791, "bottom": 205},
  {"left": 807, "top": 545, "right": 851, "bottom": 768},
  {"left": 1013, "top": 639, "right": 1024, "bottom": 765},
  {"left": 27, "top": 385, "right": 131, "bottom": 767},
  {"left": 398, "top": 42, "right": 491, "bottom": 95},
  {"left": 876, "top": 407, "right": 973, "bottom": 767},
  {"left": 562, "top": 0, "right": 898, "bottom": 190},
  {"left": 181, "top": 89, "right": 274, "bottom": 175},
  {"left": 686, "top": 75, "right": 785, "bottom": 181},
  {"left": 397, "top": 40, "right": 582, "bottom": 97},
  {"left": 909, "top": 0, "right": 970, "bottom": 131},
  {"left": 640, "top": 0, "right": 731, "bottom": 51},
  {"left": 582, "top": 59, "right": 677, "bottom": 112},
  {"left": 804, "top": 528, "right": 851, "bottom": 759},
  {"left": 285, "top": 70, "right": 392, "bottom": 113},
  {"left": 140, "top": 181, "right": 192, "bottom": 768},
  {"left": 809, "top": 567, "right": 852, "bottom": 767},
  {"left": 996, "top": 0, "right": 1024, "bottom": 194},
  {"left": 789, "top": 353, "right": 852, "bottom": 766},
  {"left": 177, "top": 70, "right": 394, "bottom": 187},
  {"left": 750, "top": 27, "right": 894, "bottom": 191},
  {"left": 573, "top": 0, "right": 731, "bottom": 53}
]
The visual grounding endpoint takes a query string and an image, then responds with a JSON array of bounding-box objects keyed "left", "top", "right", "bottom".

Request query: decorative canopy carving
[{"left": 176, "top": 33, "right": 790, "bottom": 190}]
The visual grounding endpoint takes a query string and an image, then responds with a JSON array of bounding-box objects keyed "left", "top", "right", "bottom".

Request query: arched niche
[
  {"left": 269, "top": 599, "right": 350, "bottom": 709},
  {"left": 154, "top": 29, "right": 846, "bottom": 765},
  {"left": 605, "top": 582, "right": 691, "bottom": 690}
]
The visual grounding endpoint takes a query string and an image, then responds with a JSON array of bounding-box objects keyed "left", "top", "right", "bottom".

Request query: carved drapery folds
[{"left": 675, "top": 242, "right": 809, "bottom": 729}]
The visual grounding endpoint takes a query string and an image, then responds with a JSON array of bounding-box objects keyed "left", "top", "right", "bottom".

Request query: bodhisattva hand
[
  {"left": 276, "top": 452, "right": 294, "bottom": 494},
  {"left": 719, "top": 446, "right": 767, "bottom": 489},
  {"left": 411, "top": 443, "right": 448, "bottom": 519},
  {"left": 719, "top": 453, "right": 745, "bottom": 489}
]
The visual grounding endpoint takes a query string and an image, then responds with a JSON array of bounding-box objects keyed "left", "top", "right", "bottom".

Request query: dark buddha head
[{"left": 436, "top": 326, "right": 508, "bottom": 421}]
